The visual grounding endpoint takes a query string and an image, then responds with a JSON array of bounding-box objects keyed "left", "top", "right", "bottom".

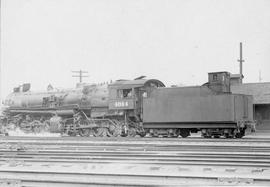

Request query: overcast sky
[{"left": 1, "top": 0, "right": 270, "bottom": 99}]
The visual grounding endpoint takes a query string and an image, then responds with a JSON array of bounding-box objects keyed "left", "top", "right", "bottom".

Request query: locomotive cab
[{"left": 108, "top": 79, "right": 165, "bottom": 121}]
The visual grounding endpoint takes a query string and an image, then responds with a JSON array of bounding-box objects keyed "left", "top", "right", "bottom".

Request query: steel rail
[
  {"left": 1, "top": 147, "right": 270, "bottom": 168},
  {"left": 2, "top": 135, "right": 270, "bottom": 142},
  {"left": 1, "top": 145, "right": 270, "bottom": 153},
  {"left": 0, "top": 162, "right": 269, "bottom": 186},
  {"left": 1, "top": 149, "right": 270, "bottom": 159},
  {"left": 1, "top": 156, "right": 270, "bottom": 168},
  {"left": 1, "top": 141, "right": 270, "bottom": 148}
]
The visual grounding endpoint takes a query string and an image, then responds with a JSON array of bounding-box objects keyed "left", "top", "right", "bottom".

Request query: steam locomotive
[{"left": 1, "top": 72, "right": 254, "bottom": 138}]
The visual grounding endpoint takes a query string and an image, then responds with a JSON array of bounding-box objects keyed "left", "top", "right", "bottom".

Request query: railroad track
[
  {"left": 0, "top": 162, "right": 269, "bottom": 186},
  {"left": 0, "top": 136, "right": 270, "bottom": 186},
  {"left": 2, "top": 136, "right": 270, "bottom": 147},
  {"left": 1, "top": 151, "right": 270, "bottom": 169}
]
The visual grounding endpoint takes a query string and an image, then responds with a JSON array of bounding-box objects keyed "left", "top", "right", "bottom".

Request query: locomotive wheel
[
  {"left": 93, "top": 128, "right": 99, "bottom": 137},
  {"left": 168, "top": 132, "right": 178, "bottom": 138},
  {"left": 151, "top": 133, "right": 159, "bottom": 138},
  {"left": 179, "top": 129, "right": 190, "bottom": 138},
  {"left": 68, "top": 131, "right": 77, "bottom": 136},
  {"left": 235, "top": 132, "right": 244, "bottom": 138},
  {"left": 78, "top": 128, "right": 91, "bottom": 137},
  {"left": 20, "top": 122, "right": 32, "bottom": 133},
  {"left": 33, "top": 126, "right": 42, "bottom": 133},
  {"left": 139, "top": 131, "right": 146, "bottom": 137},
  {"left": 95, "top": 128, "right": 104, "bottom": 137},
  {"left": 7, "top": 123, "right": 16, "bottom": 131},
  {"left": 224, "top": 134, "right": 233, "bottom": 139},
  {"left": 109, "top": 120, "right": 125, "bottom": 137},
  {"left": 128, "top": 128, "right": 137, "bottom": 137},
  {"left": 43, "top": 120, "right": 50, "bottom": 132},
  {"left": 235, "top": 129, "right": 245, "bottom": 139},
  {"left": 94, "top": 128, "right": 112, "bottom": 137},
  {"left": 111, "top": 125, "right": 122, "bottom": 137},
  {"left": 22, "top": 128, "right": 32, "bottom": 133},
  {"left": 31, "top": 120, "right": 42, "bottom": 133},
  {"left": 235, "top": 133, "right": 242, "bottom": 138}
]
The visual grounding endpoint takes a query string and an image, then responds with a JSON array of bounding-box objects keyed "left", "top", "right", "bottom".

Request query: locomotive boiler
[{"left": 1, "top": 71, "right": 254, "bottom": 138}]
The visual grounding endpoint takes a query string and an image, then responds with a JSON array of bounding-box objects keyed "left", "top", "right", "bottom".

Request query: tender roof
[
  {"left": 230, "top": 74, "right": 243, "bottom": 78},
  {"left": 208, "top": 71, "right": 230, "bottom": 74},
  {"left": 231, "top": 82, "right": 270, "bottom": 104}
]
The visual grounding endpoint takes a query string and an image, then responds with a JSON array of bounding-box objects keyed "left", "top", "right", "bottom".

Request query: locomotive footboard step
[{"left": 1, "top": 71, "right": 255, "bottom": 139}]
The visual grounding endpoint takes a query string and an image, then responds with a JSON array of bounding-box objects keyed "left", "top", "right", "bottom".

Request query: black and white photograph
[{"left": 0, "top": 0, "right": 270, "bottom": 186}]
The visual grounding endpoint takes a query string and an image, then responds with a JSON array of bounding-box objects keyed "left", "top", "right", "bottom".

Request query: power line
[{"left": 71, "top": 70, "right": 89, "bottom": 83}]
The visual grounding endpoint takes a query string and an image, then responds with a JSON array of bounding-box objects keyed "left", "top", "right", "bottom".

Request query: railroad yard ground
[{"left": 0, "top": 131, "right": 269, "bottom": 186}]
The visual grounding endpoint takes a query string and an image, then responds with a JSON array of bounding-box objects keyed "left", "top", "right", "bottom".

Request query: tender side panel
[
  {"left": 143, "top": 87, "right": 236, "bottom": 124},
  {"left": 233, "top": 94, "right": 254, "bottom": 122}
]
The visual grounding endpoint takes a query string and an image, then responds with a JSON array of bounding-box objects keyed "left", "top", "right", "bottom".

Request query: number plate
[{"left": 109, "top": 100, "right": 134, "bottom": 109}]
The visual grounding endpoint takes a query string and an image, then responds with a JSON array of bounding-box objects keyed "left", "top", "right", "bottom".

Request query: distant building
[{"left": 231, "top": 82, "right": 270, "bottom": 130}]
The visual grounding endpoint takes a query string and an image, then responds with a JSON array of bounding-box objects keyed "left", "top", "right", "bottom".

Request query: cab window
[
  {"left": 213, "top": 74, "right": 218, "bottom": 81},
  {"left": 117, "top": 89, "right": 132, "bottom": 98}
]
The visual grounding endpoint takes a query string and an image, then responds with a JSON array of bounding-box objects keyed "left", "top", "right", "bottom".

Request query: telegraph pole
[
  {"left": 72, "top": 70, "right": 89, "bottom": 83},
  {"left": 237, "top": 42, "right": 244, "bottom": 83},
  {"left": 0, "top": 0, "right": 2, "bottom": 106}
]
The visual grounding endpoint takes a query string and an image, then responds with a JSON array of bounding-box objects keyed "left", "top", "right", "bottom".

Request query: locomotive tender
[{"left": 1, "top": 71, "right": 254, "bottom": 138}]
